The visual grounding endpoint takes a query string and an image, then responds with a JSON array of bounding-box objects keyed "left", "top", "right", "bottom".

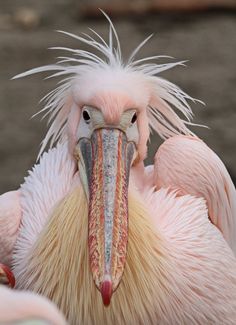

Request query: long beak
[{"left": 76, "top": 128, "right": 136, "bottom": 306}]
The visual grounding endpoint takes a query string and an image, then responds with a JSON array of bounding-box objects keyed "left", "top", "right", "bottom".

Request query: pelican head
[{"left": 74, "top": 106, "right": 138, "bottom": 305}]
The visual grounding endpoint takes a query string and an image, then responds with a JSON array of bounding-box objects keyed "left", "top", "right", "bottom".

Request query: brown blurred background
[{"left": 0, "top": 0, "right": 235, "bottom": 193}]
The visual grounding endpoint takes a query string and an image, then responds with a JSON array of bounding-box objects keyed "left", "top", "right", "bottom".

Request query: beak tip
[{"left": 101, "top": 277, "right": 113, "bottom": 307}]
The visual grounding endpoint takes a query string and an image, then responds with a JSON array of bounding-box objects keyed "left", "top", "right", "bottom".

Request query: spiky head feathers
[{"left": 14, "top": 16, "right": 199, "bottom": 161}]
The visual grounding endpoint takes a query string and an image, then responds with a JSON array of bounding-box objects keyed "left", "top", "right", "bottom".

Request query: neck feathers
[{"left": 15, "top": 186, "right": 171, "bottom": 324}]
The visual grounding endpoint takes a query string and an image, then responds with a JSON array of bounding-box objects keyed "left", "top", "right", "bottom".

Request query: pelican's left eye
[
  {"left": 83, "top": 109, "right": 91, "bottom": 123},
  {"left": 131, "top": 112, "right": 137, "bottom": 124}
]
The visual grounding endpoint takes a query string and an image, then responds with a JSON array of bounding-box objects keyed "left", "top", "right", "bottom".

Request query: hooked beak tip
[{"left": 101, "top": 276, "right": 113, "bottom": 307}]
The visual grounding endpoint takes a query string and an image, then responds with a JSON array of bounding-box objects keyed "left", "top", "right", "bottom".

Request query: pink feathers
[
  {"left": 0, "top": 285, "right": 67, "bottom": 325},
  {"left": 13, "top": 15, "right": 201, "bottom": 162}
]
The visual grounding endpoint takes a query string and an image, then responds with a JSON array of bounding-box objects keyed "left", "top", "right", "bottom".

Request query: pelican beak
[{"left": 76, "top": 128, "right": 136, "bottom": 306}]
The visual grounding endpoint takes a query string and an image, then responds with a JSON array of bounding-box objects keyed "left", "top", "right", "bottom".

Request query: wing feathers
[{"left": 154, "top": 135, "right": 236, "bottom": 255}]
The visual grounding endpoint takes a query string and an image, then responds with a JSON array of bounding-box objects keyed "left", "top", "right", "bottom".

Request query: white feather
[{"left": 13, "top": 13, "right": 203, "bottom": 157}]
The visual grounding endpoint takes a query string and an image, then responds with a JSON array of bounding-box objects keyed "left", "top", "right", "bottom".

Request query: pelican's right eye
[
  {"left": 83, "top": 110, "right": 91, "bottom": 123},
  {"left": 131, "top": 112, "right": 137, "bottom": 124}
]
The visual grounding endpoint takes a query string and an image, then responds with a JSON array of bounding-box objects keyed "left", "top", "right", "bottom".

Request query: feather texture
[
  {"left": 13, "top": 142, "right": 77, "bottom": 277},
  {"left": 154, "top": 135, "right": 236, "bottom": 255},
  {"left": 0, "top": 191, "right": 21, "bottom": 266},
  {"left": 0, "top": 285, "right": 67, "bottom": 325},
  {"left": 14, "top": 183, "right": 236, "bottom": 324},
  {"left": 13, "top": 14, "right": 202, "bottom": 160}
]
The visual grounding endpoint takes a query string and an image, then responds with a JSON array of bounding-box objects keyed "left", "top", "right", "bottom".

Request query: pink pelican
[{"left": 1, "top": 14, "right": 236, "bottom": 324}]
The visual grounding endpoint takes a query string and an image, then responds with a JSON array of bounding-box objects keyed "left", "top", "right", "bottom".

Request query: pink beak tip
[{"left": 101, "top": 278, "right": 113, "bottom": 307}]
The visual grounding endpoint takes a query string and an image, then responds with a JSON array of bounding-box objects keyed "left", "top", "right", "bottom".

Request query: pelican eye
[
  {"left": 83, "top": 110, "right": 91, "bottom": 123},
  {"left": 131, "top": 112, "right": 137, "bottom": 124}
]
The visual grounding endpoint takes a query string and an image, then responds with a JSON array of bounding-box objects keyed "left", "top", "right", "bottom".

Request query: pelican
[{"left": 1, "top": 14, "right": 236, "bottom": 324}]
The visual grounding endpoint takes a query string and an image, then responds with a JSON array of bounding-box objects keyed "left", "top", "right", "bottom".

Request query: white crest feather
[{"left": 13, "top": 13, "right": 203, "bottom": 159}]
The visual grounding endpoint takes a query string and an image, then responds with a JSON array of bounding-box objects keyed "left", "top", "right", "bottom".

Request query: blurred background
[{"left": 0, "top": 0, "right": 235, "bottom": 193}]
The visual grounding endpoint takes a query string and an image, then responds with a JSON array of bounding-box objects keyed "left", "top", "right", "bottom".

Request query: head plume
[{"left": 13, "top": 11, "right": 202, "bottom": 160}]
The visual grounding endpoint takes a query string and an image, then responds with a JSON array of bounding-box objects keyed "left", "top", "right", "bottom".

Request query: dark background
[{"left": 0, "top": 0, "right": 235, "bottom": 193}]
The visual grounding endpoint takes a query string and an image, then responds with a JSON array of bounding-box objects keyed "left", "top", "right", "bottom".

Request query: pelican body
[{"left": 1, "top": 14, "right": 236, "bottom": 325}]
